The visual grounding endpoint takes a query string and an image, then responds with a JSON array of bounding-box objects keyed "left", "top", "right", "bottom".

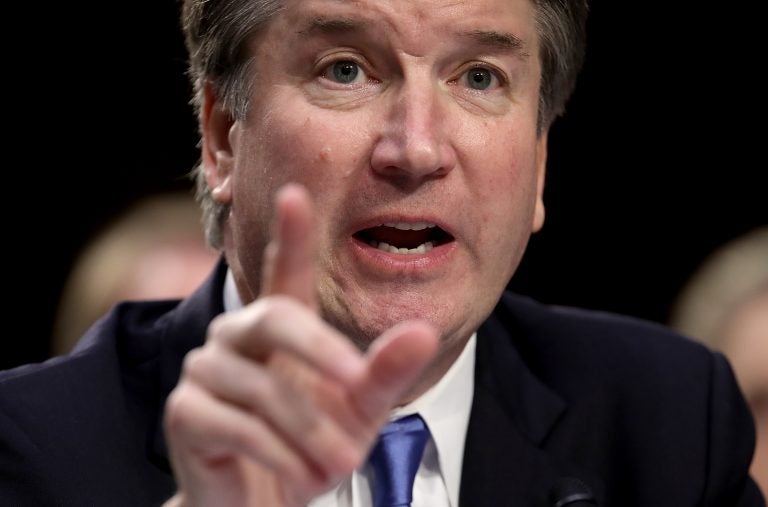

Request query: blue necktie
[{"left": 368, "top": 414, "right": 430, "bottom": 507}]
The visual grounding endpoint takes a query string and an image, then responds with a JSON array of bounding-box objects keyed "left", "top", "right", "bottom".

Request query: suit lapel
[
  {"left": 149, "top": 258, "right": 228, "bottom": 469},
  {"left": 460, "top": 308, "right": 569, "bottom": 506}
]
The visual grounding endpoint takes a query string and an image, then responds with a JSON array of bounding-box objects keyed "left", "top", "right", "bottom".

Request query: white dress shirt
[{"left": 223, "top": 270, "right": 476, "bottom": 507}]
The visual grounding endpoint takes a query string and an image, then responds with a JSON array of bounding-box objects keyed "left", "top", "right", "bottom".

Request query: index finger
[{"left": 260, "top": 184, "right": 317, "bottom": 309}]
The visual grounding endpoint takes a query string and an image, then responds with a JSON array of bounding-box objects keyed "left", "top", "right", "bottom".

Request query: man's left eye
[
  {"left": 324, "top": 60, "right": 366, "bottom": 84},
  {"left": 464, "top": 67, "right": 499, "bottom": 91}
]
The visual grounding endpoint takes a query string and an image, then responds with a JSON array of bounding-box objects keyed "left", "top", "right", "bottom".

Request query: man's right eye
[{"left": 323, "top": 60, "right": 366, "bottom": 85}]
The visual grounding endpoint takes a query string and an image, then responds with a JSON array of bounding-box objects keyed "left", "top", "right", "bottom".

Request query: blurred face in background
[{"left": 720, "top": 290, "right": 768, "bottom": 494}]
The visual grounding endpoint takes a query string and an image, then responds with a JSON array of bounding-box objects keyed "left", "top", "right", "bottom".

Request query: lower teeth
[{"left": 368, "top": 240, "right": 434, "bottom": 254}]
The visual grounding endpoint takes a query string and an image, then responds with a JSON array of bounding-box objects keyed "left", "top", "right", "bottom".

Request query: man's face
[{"left": 207, "top": 0, "right": 547, "bottom": 355}]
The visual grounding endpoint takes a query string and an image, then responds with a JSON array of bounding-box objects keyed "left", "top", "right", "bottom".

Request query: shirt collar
[
  {"left": 223, "top": 268, "right": 243, "bottom": 313},
  {"left": 390, "top": 333, "right": 476, "bottom": 507}
]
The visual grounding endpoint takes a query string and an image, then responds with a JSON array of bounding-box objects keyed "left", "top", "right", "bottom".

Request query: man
[{"left": 0, "top": 1, "right": 763, "bottom": 506}]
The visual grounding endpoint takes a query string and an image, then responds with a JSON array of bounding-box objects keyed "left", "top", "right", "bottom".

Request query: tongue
[{"left": 365, "top": 226, "right": 431, "bottom": 249}]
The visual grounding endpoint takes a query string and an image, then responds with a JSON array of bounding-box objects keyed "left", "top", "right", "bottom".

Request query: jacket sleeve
[{"left": 702, "top": 352, "right": 765, "bottom": 506}]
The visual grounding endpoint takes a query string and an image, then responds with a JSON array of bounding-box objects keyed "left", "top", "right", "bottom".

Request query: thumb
[
  {"left": 260, "top": 184, "right": 317, "bottom": 310},
  {"left": 352, "top": 321, "right": 439, "bottom": 422}
]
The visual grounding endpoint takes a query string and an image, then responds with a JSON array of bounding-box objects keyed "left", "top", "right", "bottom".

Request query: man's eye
[
  {"left": 464, "top": 67, "right": 498, "bottom": 91},
  {"left": 325, "top": 61, "right": 364, "bottom": 84}
]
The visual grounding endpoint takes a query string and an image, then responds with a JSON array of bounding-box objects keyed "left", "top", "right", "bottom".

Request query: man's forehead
[
  {"left": 295, "top": 15, "right": 530, "bottom": 59},
  {"left": 280, "top": 0, "right": 537, "bottom": 32},
  {"left": 279, "top": 0, "right": 538, "bottom": 50}
]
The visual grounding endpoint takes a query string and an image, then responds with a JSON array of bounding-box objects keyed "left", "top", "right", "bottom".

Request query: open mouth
[{"left": 353, "top": 222, "right": 455, "bottom": 255}]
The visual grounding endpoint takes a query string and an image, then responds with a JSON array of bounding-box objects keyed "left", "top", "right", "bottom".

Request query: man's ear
[
  {"left": 532, "top": 132, "right": 548, "bottom": 233},
  {"left": 201, "top": 81, "right": 236, "bottom": 204}
]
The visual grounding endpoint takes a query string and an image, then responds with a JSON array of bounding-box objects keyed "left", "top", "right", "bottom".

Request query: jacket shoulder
[
  {"left": 492, "top": 291, "right": 714, "bottom": 387},
  {"left": 0, "top": 300, "right": 180, "bottom": 504},
  {"left": 0, "top": 299, "right": 178, "bottom": 389},
  {"left": 486, "top": 293, "right": 762, "bottom": 505}
]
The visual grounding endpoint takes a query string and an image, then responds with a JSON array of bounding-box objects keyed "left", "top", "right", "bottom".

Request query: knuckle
[
  {"left": 181, "top": 347, "right": 208, "bottom": 377},
  {"left": 250, "top": 296, "right": 300, "bottom": 334},
  {"left": 206, "top": 313, "right": 231, "bottom": 342},
  {"left": 241, "top": 371, "right": 278, "bottom": 409},
  {"left": 258, "top": 295, "right": 296, "bottom": 320},
  {"left": 164, "top": 385, "right": 196, "bottom": 432},
  {"left": 208, "top": 296, "right": 303, "bottom": 349}
]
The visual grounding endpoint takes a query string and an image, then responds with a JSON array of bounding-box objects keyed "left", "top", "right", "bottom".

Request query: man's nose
[{"left": 370, "top": 78, "right": 457, "bottom": 186}]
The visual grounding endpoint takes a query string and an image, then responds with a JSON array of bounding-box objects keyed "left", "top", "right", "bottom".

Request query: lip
[
  {"left": 346, "top": 214, "right": 458, "bottom": 277},
  {"left": 349, "top": 215, "right": 457, "bottom": 238}
]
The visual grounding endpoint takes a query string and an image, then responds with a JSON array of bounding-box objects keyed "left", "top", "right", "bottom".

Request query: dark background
[{"left": 2, "top": 2, "right": 765, "bottom": 370}]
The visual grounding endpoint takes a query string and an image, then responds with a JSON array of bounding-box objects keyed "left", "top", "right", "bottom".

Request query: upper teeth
[{"left": 382, "top": 222, "right": 436, "bottom": 231}]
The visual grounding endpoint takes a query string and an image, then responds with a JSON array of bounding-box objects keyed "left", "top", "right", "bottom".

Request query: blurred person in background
[
  {"left": 53, "top": 193, "right": 219, "bottom": 355},
  {"left": 672, "top": 226, "right": 768, "bottom": 496}
]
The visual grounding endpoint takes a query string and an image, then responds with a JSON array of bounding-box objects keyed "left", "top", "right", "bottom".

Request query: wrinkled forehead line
[{"left": 272, "top": 0, "right": 540, "bottom": 50}]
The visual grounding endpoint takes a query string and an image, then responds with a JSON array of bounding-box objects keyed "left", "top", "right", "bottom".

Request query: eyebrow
[
  {"left": 297, "top": 16, "right": 370, "bottom": 36},
  {"left": 461, "top": 30, "right": 530, "bottom": 57}
]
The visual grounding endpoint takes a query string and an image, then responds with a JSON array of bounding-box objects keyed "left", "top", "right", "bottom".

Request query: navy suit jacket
[{"left": 1, "top": 262, "right": 764, "bottom": 506}]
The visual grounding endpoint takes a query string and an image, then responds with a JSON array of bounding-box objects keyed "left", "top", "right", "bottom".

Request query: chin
[{"left": 320, "top": 290, "right": 473, "bottom": 351}]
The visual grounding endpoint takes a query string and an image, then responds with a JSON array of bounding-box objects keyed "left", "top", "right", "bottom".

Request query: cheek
[
  {"left": 470, "top": 132, "right": 539, "bottom": 227},
  {"left": 257, "top": 111, "right": 374, "bottom": 193},
  {"left": 463, "top": 134, "right": 540, "bottom": 284},
  {"left": 242, "top": 104, "right": 376, "bottom": 242}
]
